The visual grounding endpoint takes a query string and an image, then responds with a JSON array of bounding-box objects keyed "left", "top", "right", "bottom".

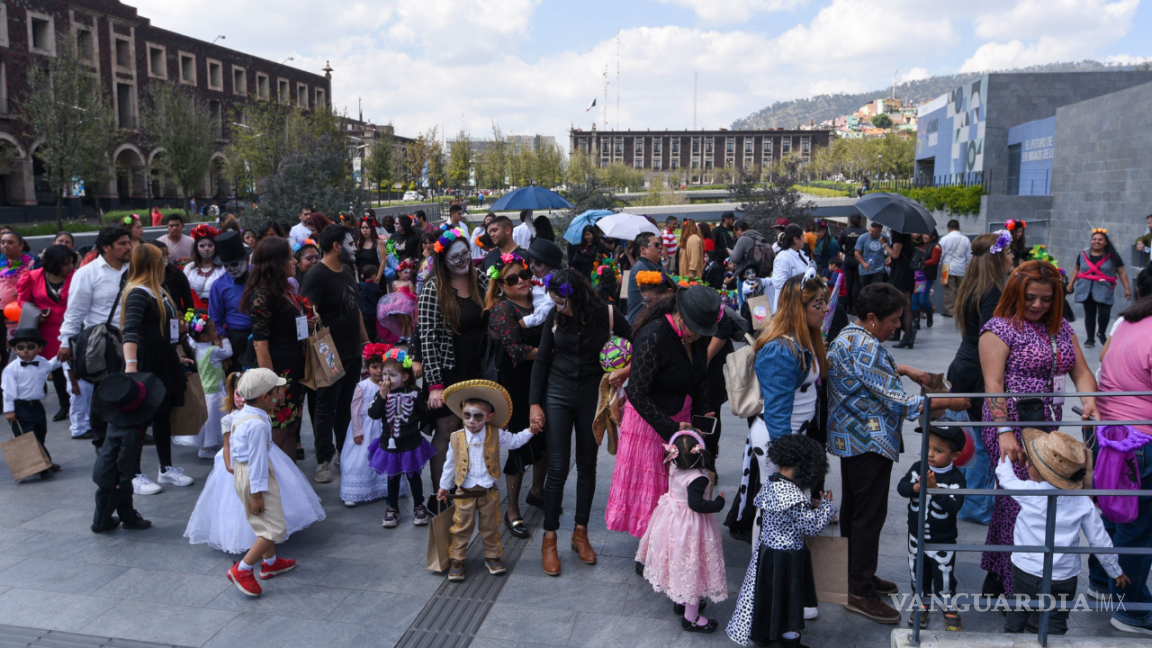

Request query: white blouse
[{"left": 184, "top": 263, "right": 225, "bottom": 299}]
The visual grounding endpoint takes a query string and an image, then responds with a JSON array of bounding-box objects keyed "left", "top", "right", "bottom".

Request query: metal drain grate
[
  {"left": 0, "top": 625, "right": 191, "bottom": 648},
  {"left": 395, "top": 505, "right": 543, "bottom": 648}
]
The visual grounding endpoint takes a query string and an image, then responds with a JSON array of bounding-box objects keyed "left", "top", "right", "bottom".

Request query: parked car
[{"left": 402, "top": 191, "right": 420, "bottom": 201}]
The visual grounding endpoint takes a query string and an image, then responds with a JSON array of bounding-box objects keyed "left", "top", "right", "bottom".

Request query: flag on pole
[{"left": 585, "top": 98, "right": 597, "bottom": 112}]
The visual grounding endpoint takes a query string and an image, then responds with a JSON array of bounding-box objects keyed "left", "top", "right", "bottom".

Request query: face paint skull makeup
[
  {"left": 446, "top": 240, "right": 470, "bottom": 276},
  {"left": 462, "top": 405, "right": 490, "bottom": 432},
  {"left": 339, "top": 234, "right": 357, "bottom": 266},
  {"left": 381, "top": 368, "right": 404, "bottom": 389},
  {"left": 224, "top": 260, "right": 247, "bottom": 278}
]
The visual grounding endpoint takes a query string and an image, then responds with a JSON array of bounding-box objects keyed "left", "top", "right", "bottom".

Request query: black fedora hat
[
  {"left": 94, "top": 372, "right": 167, "bottom": 427},
  {"left": 214, "top": 231, "right": 247, "bottom": 265},
  {"left": 678, "top": 285, "right": 721, "bottom": 337},
  {"left": 9, "top": 327, "right": 46, "bottom": 348},
  {"left": 525, "top": 238, "right": 563, "bottom": 270}
]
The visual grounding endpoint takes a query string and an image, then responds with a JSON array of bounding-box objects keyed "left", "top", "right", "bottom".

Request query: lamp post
[{"left": 876, "top": 154, "right": 882, "bottom": 187}]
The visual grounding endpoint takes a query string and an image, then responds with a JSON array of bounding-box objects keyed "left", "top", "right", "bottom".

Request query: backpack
[
  {"left": 909, "top": 246, "right": 926, "bottom": 272},
  {"left": 723, "top": 333, "right": 763, "bottom": 419},
  {"left": 70, "top": 283, "right": 125, "bottom": 384},
  {"left": 750, "top": 238, "right": 775, "bottom": 278},
  {"left": 1094, "top": 425, "right": 1151, "bottom": 524}
]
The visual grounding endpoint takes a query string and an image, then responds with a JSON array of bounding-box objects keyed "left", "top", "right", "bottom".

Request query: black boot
[
  {"left": 912, "top": 312, "right": 921, "bottom": 330},
  {"left": 780, "top": 634, "right": 812, "bottom": 648},
  {"left": 926, "top": 310, "right": 934, "bottom": 328},
  {"left": 895, "top": 328, "right": 916, "bottom": 349}
]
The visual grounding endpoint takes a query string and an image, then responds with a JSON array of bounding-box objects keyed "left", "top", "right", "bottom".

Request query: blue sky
[{"left": 133, "top": 0, "right": 1149, "bottom": 147}]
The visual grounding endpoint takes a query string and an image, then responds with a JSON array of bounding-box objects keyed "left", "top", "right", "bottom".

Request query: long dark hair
[
  {"left": 1089, "top": 230, "right": 1118, "bottom": 259},
  {"left": 548, "top": 268, "right": 601, "bottom": 330},
  {"left": 632, "top": 289, "right": 678, "bottom": 335},
  {"left": 241, "top": 237, "right": 295, "bottom": 315},
  {"left": 430, "top": 235, "right": 483, "bottom": 334},
  {"left": 534, "top": 216, "right": 555, "bottom": 241},
  {"left": 1119, "top": 265, "right": 1152, "bottom": 324},
  {"left": 357, "top": 217, "right": 379, "bottom": 249}
]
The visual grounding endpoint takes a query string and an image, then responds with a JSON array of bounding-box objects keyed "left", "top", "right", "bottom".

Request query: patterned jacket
[
  {"left": 826, "top": 324, "right": 923, "bottom": 461},
  {"left": 755, "top": 474, "right": 836, "bottom": 550},
  {"left": 416, "top": 273, "right": 490, "bottom": 388}
]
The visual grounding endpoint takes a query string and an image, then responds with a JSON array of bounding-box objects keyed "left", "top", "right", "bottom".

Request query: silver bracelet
[{"left": 125, "top": 359, "right": 138, "bottom": 364}]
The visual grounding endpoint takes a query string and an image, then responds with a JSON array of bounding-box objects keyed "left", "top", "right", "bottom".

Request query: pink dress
[
  {"left": 376, "top": 285, "right": 417, "bottom": 342},
  {"left": 605, "top": 397, "right": 691, "bottom": 538},
  {"left": 636, "top": 465, "right": 727, "bottom": 605}
]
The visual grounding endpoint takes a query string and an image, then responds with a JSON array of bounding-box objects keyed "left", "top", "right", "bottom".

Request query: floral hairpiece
[
  {"left": 989, "top": 230, "right": 1012, "bottom": 255},
  {"left": 397, "top": 259, "right": 414, "bottom": 273},
  {"left": 543, "top": 273, "right": 574, "bottom": 297},
  {"left": 434, "top": 228, "right": 466, "bottom": 254},
  {"left": 1092, "top": 227, "right": 1108, "bottom": 235},
  {"left": 122, "top": 215, "right": 139, "bottom": 226},
  {"left": 183, "top": 309, "right": 211, "bottom": 335},
  {"left": 363, "top": 343, "right": 392, "bottom": 363},
  {"left": 1029, "top": 244, "right": 1059, "bottom": 268},
  {"left": 1006, "top": 219, "right": 1026, "bottom": 230},
  {"left": 189, "top": 224, "right": 219, "bottom": 241},
  {"left": 292, "top": 238, "right": 318, "bottom": 255},
  {"left": 635, "top": 270, "right": 665, "bottom": 286},
  {"left": 486, "top": 252, "right": 528, "bottom": 280},
  {"left": 360, "top": 215, "right": 378, "bottom": 229}
]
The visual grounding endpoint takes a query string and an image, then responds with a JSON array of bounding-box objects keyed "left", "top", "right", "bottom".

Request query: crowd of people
[{"left": 1, "top": 205, "right": 1150, "bottom": 643}]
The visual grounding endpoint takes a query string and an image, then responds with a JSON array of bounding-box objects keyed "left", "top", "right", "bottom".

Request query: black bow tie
[{"left": 21, "top": 361, "right": 38, "bottom": 367}]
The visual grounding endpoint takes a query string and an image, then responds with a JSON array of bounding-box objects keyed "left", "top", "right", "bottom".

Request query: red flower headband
[
  {"left": 189, "top": 224, "right": 220, "bottom": 241},
  {"left": 1006, "top": 219, "right": 1026, "bottom": 231}
]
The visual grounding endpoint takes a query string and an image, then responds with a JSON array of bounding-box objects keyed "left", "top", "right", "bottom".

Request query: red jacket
[{"left": 16, "top": 267, "right": 72, "bottom": 358}]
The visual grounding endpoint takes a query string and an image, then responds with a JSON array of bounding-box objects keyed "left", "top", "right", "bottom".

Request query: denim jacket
[{"left": 755, "top": 337, "right": 813, "bottom": 443}]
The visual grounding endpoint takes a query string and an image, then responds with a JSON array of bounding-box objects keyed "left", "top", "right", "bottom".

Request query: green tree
[
  {"left": 871, "top": 114, "right": 894, "bottom": 130},
  {"left": 364, "top": 126, "right": 395, "bottom": 204},
  {"left": 534, "top": 141, "right": 566, "bottom": 189},
  {"left": 597, "top": 161, "right": 644, "bottom": 191},
  {"left": 507, "top": 141, "right": 535, "bottom": 188},
  {"left": 20, "top": 38, "right": 118, "bottom": 230},
  {"left": 140, "top": 83, "right": 217, "bottom": 216},
  {"left": 476, "top": 122, "right": 509, "bottom": 190},
  {"left": 446, "top": 129, "right": 472, "bottom": 191},
  {"left": 406, "top": 127, "right": 444, "bottom": 192},
  {"left": 224, "top": 100, "right": 299, "bottom": 196},
  {"left": 566, "top": 150, "right": 596, "bottom": 187}
]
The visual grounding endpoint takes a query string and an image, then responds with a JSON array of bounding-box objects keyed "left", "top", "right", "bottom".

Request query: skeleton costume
[{"left": 895, "top": 462, "right": 966, "bottom": 605}]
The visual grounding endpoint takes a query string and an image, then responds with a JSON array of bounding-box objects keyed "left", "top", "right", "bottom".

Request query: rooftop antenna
[
  {"left": 892, "top": 69, "right": 898, "bottom": 101},
  {"left": 603, "top": 63, "right": 609, "bottom": 130},
  {"left": 693, "top": 70, "right": 698, "bottom": 130},
  {"left": 615, "top": 32, "right": 621, "bottom": 131}
]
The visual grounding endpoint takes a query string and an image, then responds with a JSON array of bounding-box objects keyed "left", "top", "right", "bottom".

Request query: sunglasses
[
  {"left": 14, "top": 343, "right": 39, "bottom": 352},
  {"left": 461, "top": 411, "right": 488, "bottom": 422},
  {"left": 503, "top": 270, "right": 533, "bottom": 286}
]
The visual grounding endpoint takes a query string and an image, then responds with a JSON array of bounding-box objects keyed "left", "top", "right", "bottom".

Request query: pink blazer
[{"left": 16, "top": 267, "right": 72, "bottom": 358}]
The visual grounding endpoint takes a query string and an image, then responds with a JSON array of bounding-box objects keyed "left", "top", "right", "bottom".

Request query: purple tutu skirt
[{"left": 368, "top": 437, "right": 436, "bottom": 477}]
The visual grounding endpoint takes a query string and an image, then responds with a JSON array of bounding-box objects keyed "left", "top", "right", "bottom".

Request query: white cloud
[
  {"left": 655, "top": 0, "right": 808, "bottom": 24},
  {"left": 902, "top": 67, "right": 930, "bottom": 83},
  {"left": 1104, "top": 54, "right": 1152, "bottom": 66}
]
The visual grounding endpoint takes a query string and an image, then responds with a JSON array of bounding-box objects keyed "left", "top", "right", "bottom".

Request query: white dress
[
  {"left": 338, "top": 378, "right": 393, "bottom": 503},
  {"left": 185, "top": 412, "right": 326, "bottom": 554},
  {"left": 173, "top": 339, "right": 232, "bottom": 450},
  {"left": 184, "top": 263, "right": 225, "bottom": 300}
]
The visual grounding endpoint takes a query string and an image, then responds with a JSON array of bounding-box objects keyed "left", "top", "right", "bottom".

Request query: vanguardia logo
[{"left": 888, "top": 593, "right": 1127, "bottom": 613}]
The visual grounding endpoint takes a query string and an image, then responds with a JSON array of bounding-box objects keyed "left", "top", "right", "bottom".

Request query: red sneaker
[
  {"left": 227, "top": 564, "right": 262, "bottom": 597},
  {"left": 258, "top": 557, "right": 297, "bottom": 580}
]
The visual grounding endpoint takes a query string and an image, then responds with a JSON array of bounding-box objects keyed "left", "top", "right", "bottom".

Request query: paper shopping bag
[
  {"left": 2, "top": 431, "right": 52, "bottom": 481},
  {"left": 170, "top": 377, "right": 209, "bottom": 436},
  {"left": 807, "top": 535, "right": 849, "bottom": 605},
  {"left": 301, "top": 327, "right": 345, "bottom": 390},
  {"left": 746, "top": 295, "right": 773, "bottom": 331},
  {"left": 427, "top": 505, "right": 455, "bottom": 572}
]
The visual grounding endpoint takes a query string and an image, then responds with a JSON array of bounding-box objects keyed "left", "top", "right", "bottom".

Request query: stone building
[{"left": 0, "top": 0, "right": 332, "bottom": 220}]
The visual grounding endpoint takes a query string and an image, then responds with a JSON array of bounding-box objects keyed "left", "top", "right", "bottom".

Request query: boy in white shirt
[
  {"left": 3, "top": 328, "right": 63, "bottom": 477},
  {"left": 996, "top": 428, "right": 1129, "bottom": 635},
  {"left": 226, "top": 369, "right": 298, "bottom": 598},
  {"left": 437, "top": 380, "right": 538, "bottom": 582}
]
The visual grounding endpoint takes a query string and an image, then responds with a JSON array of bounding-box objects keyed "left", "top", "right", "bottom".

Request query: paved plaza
[{"left": 0, "top": 316, "right": 1145, "bottom": 648}]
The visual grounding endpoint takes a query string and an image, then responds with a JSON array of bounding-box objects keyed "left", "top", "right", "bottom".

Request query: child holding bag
[{"left": 176, "top": 310, "right": 232, "bottom": 459}]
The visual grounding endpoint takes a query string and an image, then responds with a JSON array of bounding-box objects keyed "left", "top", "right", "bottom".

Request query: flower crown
[
  {"left": 360, "top": 216, "right": 378, "bottom": 229},
  {"left": 634, "top": 270, "right": 665, "bottom": 286},
  {"left": 183, "top": 310, "right": 211, "bottom": 335},
  {"left": 543, "top": 272, "right": 574, "bottom": 297},
  {"left": 1092, "top": 227, "right": 1108, "bottom": 235},
  {"left": 487, "top": 252, "right": 528, "bottom": 280},
  {"left": 364, "top": 343, "right": 413, "bottom": 368},
  {"left": 434, "top": 228, "right": 467, "bottom": 254},
  {"left": 1029, "top": 244, "right": 1059, "bottom": 268},
  {"left": 989, "top": 230, "right": 1012, "bottom": 255},
  {"left": 189, "top": 224, "right": 219, "bottom": 241},
  {"left": 122, "top": 214, "right": 140, "bottom": 226},
  {"left": 397, "top": 259, "right": 414, "bottom": 274},
  {"left": 1006, "top": 219, "right": 1026, "bottom": 230},
  {"left": 292, "top": 238, "right": 318, "bottom": 254}
]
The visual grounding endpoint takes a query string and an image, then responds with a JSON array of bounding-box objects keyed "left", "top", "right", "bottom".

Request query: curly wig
[{"left": 767, "top": 434, "right": 828, "bottom": 492}]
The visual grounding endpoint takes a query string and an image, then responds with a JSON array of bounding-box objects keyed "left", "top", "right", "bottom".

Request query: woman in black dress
[
  {"left": 886, "top": 228, "right": 917, "bottom": 348},
  {"left": 415, "top": 227, "right": 490, "bottom": 510},
  {"left": 485, "top": 252, "right": 545, "bottom": 538},
  {"left": 120, "top": 243, "right": 192, "bottom": 489},
  {"left": 356, "top": 216, "right": 389, "bottom": 282},
  {"left": 241, "top": 237, "right": 318, "bottom": 457}
]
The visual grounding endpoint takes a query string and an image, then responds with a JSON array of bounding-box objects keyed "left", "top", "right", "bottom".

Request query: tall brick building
[
  {"left": 0, "top": 0, "right": 332, "bottom": 217},
  {"left": 569, "top": 125, "right": 832, "bottom": 185}
]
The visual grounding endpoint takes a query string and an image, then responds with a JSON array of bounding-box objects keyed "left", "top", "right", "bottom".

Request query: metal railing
[{"left": 911, "top": 390, "right": 1152, "bottom": 647}]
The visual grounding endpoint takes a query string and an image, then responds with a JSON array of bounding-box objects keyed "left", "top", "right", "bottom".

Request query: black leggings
[
  {"left": 387, "top": 473, "right": 424, "bottom": 510},
  {"left": 542, "top": 379, "right": 600, "bottom": 532},
  {"left": 1082, "top": 295, "right": 1112, "bottom": 342}
]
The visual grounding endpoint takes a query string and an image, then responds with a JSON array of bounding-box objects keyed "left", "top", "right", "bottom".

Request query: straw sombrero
[
  {"left": 1021, "top": 427, "right": 1087, "bottom": 490},
  {"left": 443, "top": 380, "right": 513, "bottom": 429}
]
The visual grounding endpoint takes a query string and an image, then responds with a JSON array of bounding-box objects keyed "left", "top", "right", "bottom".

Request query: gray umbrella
[{"left": 854, "top": 192, "right": 937, "bottom": 235}]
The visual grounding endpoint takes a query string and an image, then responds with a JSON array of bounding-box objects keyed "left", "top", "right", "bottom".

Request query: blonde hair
[
  {"left": 120, "top": 243, "right": 172, "bottom": 334},
  {"left": 754, "top": 273, "right": 827, "bottom": 378},
  {"left": 222, "top": 372, "right": 242, "bottom": 414}
]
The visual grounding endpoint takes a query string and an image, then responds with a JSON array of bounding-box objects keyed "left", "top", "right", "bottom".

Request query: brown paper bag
[
  {"left": 807, "top": 535, "right": 849, "bottom": 605},
  {"left": 919, "top": 373, "right": 951, "bottom": 396},
  {"left": 301, "top": 327, "right": 345, "bottom": 390},
  {"left": 2, "top": 431, "right": 53, "bottom": 481},
  {"left": 171, "top": 378, "right": 209, "bottom": 436},
  {"left": 746, "top": 295, "right": 773, "bottom": 330},
  {"left": 427, "top": 505, "right": 455, "bottom": 572}
]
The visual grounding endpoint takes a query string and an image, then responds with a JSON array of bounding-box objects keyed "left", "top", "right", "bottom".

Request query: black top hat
[
  {"left": 678, "top": 285, "right": 721, "bottom": 337},
  {"left": 94, "top": 372, "right": 167, "bottom": 427},
  {"left": 525, "top": 238, "right": 563, "bottom": 270},
  {"left": 214, "top": 231, "right": 248, "bottom": 265},
  {"left": 9, "top": 327, "right": 46, "bottom": 348}
]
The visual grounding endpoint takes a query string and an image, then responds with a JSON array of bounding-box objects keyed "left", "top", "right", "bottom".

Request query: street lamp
[
  {"left": 876, "top": 154, "right": 882, "bottom": 185},
  {"left": 211, "top": 35, "right": 226, "bottom": 44},
  {"left": 280, "top": 56, "right": 294, "bottom": 66}
]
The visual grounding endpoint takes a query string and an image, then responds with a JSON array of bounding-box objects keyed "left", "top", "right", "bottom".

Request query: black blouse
[
  {"left": 529, "top": 303, "right": 630, "bottom": 404},
  {"left": 625, "top": 316, "right": 709, "bottom": 440},
  {"left": 368, "top": 388, "right": 432, "bottom": 453},
  {"left": 122, "top": 287, "right": 177, "bottom": 346}
]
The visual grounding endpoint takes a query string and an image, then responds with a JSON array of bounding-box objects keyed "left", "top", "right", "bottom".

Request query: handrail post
[
  {"left": 910, "top": 394, "right": 933, "bottom": 647},
  {"left": 1037, "top": 497, "right": 1058, "bottom": 647}
]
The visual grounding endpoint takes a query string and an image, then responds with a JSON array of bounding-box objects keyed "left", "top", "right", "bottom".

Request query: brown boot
[
  {"left": 571, "top": 525, "right": 597, "bottom": 565},
  {"left": 845, "top": 593, "right": 900, "bottom": 624},
  {"left": 542, "top": 533, "right": 561, "bottom": 576}
]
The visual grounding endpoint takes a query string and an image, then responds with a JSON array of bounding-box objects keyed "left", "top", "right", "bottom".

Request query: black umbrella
[{"left": 854, "top": 192, "right": 937, "bottom": 235}]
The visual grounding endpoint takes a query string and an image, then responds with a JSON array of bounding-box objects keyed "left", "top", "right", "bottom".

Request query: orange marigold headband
[{"left": 635, "top": 270, "right": 665, "bottom": 286}]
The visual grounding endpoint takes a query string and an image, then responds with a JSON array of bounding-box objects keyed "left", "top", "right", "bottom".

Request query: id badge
[
  {"left": 169, "top": 319, "right": 179, "bottom": 343},
  {"left": 296, "top": 316, "right": 309, "bottom": 341},
  {"left": 1052, "top": 374, "right": 1066, "bottom": 407}
]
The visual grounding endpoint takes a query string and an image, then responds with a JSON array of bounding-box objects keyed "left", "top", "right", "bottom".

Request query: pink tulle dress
[
  {"left": 635, "top": 465, "right": 728, "bottom": 606},
  {"left": 376, "top": 284, "right": 417, "bottom": 342},
  {"left": 605, "top": 397, "right": 691, "bottom": 538}
]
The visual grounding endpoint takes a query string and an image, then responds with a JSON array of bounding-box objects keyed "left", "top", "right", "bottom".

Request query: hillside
[{"left": 732, "top": 60, "right": 1145, "bottom": 130}]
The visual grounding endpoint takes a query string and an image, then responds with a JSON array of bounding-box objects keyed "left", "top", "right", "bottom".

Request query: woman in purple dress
[{"left": 978, "top": 260, "right": 1099, "bottom": 596}]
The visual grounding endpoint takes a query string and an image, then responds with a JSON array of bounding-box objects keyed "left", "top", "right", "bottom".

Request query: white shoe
[
  {"left": 133, "top": 474, "right": 162, "bottom": 495},
  {"left": 343, "top": 500, "right": 357, "bottom": 508},
  {"left": 314, "top": 462, "right": 333, "bottom": 483},
  {"left": 804, "top": 606, "right": 819, "bottom": 620},
  {"left": 1111, "top": 617, "right": 1152, "bottom": 636},
  {"left": 158, "top": 466, "right": 194, "bottom": 487}
]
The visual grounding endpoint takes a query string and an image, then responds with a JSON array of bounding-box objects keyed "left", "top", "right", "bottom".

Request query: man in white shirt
[
  {"left": 58, "top": 227, "right": 131, "bottom": 451},
  {"left": 288, "top": 206, "right": 313, "bottom": 247},
  {"left": 938, "top": 220, "right": 972, "bottom": 318},
  {"left": 512, "top": 209, "right": 535, "bottom": 249},
  {"left": 158, "top": 213, "right": 194, "bottom": 262}
]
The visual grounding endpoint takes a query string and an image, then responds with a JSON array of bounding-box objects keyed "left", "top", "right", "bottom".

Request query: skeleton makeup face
[
  {"left": 461, "top": 404, "right": 493, "bottom": 433},
  {"left": 339, "top": 234, "right": 357, "bottom": 266},
  {"left": 381, "top": 367, "right": 405, "bottom": 389},
  {"left": 224, "top": 260, "right": 248, "bottom": 279},
  {"left": 445, "top": 240, "right": 470, "bottom": 276}
]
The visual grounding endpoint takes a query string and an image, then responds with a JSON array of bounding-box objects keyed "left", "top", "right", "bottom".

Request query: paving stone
[
  {"left": 206, "top": 577, "right": 352, "bottom": 620},
  {"left": 92, "top": 568, "right": 231, "bottom": 608},
  {"left": 78, "top": 599, "right": 239, "bottom": 646},
  {"left": 476, "top": 603, "right": 577, "bottom": 645},
  {"left": 0, "top": 557, "right": 128, "bottom": 596},
  {"left": 0, "top": 589, "right": 119, "bottom": 632}
]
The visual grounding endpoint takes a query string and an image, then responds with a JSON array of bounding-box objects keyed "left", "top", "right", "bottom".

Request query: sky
[{"left": 129, "top": 0, "right": 1150, "bottom": 148}]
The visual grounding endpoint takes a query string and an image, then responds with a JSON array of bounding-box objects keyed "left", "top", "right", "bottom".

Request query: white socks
[
  {"left": 238, "top": 559, "right": 255, "bottom": 572},
  {"left": 263, "top": 555, "right": 277, "bottom": 566},
  {"left": 783, "top": 632, "right": 799, "bottom": 639}
]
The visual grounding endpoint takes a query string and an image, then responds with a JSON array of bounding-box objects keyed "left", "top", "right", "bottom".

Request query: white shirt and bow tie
[
  {"left": 3, "top": 355, "right": 63, "bottom": 412},
  {"left": 439, "top": 426, "right": 534, "bottom": 491}
]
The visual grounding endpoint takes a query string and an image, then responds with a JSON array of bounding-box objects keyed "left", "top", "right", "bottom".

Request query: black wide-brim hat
[
  {"left": 214, "top": 231, "right": 247, "bottom": 265},
  {"left": 525, "top": 238, "right": 563, "bottom": 270},
  {"left": 94, "top": 372, "right": 167, "bottom": 427},
  {"left": 9, "top": 327, "right": 46, "bottom": 348},
  {"left": 678, "top": 284, "right": 721, "bottom": 337}
]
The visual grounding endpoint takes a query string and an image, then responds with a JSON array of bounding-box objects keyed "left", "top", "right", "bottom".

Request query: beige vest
[{"left": 450, "top": 426, "right": 501, "bottom": 487}]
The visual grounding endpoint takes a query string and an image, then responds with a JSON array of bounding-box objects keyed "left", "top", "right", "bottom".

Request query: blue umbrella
[
  {"left": 489, "top": 186, "right": 575, "bottom": 211},
  {"left": 563, "top": 210, "right": 614, "bottom": 244}
]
